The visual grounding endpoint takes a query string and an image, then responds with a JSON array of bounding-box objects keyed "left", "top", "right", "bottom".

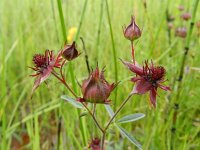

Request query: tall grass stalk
[
  {"left": 56, "top": 0, "right": 88, "bottom": 146},
  {"left": 105, "top": 0, "right": 118, "bottom": 110},
  {"left": 74, "top": 0, "right": 88, "bottom": 41},
  {"left": 95, "top": 0, "right": 104, "bottom": 62}
]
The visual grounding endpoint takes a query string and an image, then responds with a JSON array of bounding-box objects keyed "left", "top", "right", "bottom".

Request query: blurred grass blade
[
  {"left": 74, "top": 0, "right": 88, "bottom": 41},
  {"left": 5, "top": 40, "right": 18, "bottom": 63},
  {"left": 57, "top": 0, "right": 67, "bottom": 41},
  {"left": 117, "top": 113, "right": 145, "bottom": 124},
  {"left": 104, "top": 104, "right": 114, "bottom": 118},
  {"left": 116, "top": 125, "right": 143, "bottom": 150},
  {"left": 95, "top": 0, "right": 104, "bottom": 61},
  {"left": 7, "top": 103, "right": 61, "bottom": 136},
  {"left": 61, "top": 95, "right": 83, "bottom": 109},
  {"left": 155, "top": 39, "right": 178, "bottom": 63}
]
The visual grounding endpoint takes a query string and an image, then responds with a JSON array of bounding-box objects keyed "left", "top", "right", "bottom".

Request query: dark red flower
[
  {"left": 29, "top": 50, "right": 63, "bottom": 93},
  {"left": 62, "top": 41, "right": 79, "bottom": 61},
  {"left": 123, "top": 16, "right": 141, "bottom": 41},
  {"left": 89, "top": 138, "right": 101, "bottom": 150},
  {"left": 78, "top": 67, "right": 116, "bottom": 104},
  {"left": 175, "top": 27, "right": 187, "bottom": 38},
  {"left": 181, "top": 12, "right": 191, "bottom": 21},
  {"left": 122, "top": 60, "right": 170, "bottom": 108}
]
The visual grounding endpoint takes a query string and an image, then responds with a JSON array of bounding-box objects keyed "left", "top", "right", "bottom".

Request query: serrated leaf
[
  {"left": 61, "top": 95, "right": 83, "bottom": 109},
  {"left": 104, "top": 104, "right": 114, "bottom": 118},
  {"left": 117, "top": 113, "right": 145, "bottom": 124},
  {"left": 116, "top": 125, "right": 142, "bottom": 150}
]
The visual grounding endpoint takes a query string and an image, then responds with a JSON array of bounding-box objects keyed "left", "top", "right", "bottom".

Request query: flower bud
[
  {"left": 181, "top": 12, "right": 191, "bottom": 21},
  {"left": 89, "top": 138, "right": 101, "bottom": 150},
  {"left": 167, "top": 22, "right": 173, "bottom": 29},
  {"left": 123, "top": 16, "right": 141, "bottom": 41},
  {"left": 62, "top": 41, "right": 79, "bottom": 61},
  {"left": 175, "top": 27, "right": 187, "bottom": 38},
  {"left": 79, "top": 67, "right": 115, "bottom": 104},
  {"left": 178, "top": 5, "right": 184, "bottom": 11}
]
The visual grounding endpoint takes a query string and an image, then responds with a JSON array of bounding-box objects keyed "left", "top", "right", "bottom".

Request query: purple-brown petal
[
  {"left": 31, "top": 65, "right": 53, "bottom": 94},
  {"left": 149, "top": 88, "right": 157, "bottom": 108},
  {"left": 121, "top": 59, "right": 144, "bottom": 76},
  {"left": 131, "top": 76, "right": 142, "bottom": 82},
  {"left": 132, "top": 79, "right": 152, "bottom": 94},
  {"left": 158, "top": 84, "right": 171, "bottom": 91}
]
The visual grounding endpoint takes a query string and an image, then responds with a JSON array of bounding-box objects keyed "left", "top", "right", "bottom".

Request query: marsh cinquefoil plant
[{"left": 29, "top": 16, "right": 170, "bottom": 150}]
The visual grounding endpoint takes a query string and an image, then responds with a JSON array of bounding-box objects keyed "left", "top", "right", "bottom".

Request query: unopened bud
[{"left": 123, "top": 16, "right": 141, "bottom": 41}]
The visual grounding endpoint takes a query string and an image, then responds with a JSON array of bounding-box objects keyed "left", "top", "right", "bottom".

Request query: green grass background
[{"left": 0, "top": 0, "right": 199, "bottom": 149}]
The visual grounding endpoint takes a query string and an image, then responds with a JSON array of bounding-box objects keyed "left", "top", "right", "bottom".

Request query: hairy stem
[
  {"left": 82, "top": 103, "right": 104, "bottom": 133},
  {"left": 101, "top": 93, "right": 133, "bottom": 149},
  {"left": 52, "top": 71, "right": 78, "bottom": 98},
  {"left": 131, "top": 41, "right": 135, "bottom": 64}
]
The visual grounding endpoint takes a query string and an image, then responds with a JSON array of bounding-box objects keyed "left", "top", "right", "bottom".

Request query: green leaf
[
  {"left": 61, "top": 95, "right": 83, "bottom": 109},
  {"left": 104, "top": 104, "right": 114, "bottom": 118},
  {"left": 117, "top": 113, "right": 145, "bottom": 124},
  {"left": 116, "top": 125, "right": 142, "bottom": 150}
]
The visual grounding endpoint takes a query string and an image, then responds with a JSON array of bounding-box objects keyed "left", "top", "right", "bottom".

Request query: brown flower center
[
  {"left": 151, "top": 66, "right": 166, "bottom": 81},
  {"left": 33, "top": 54, "right": 46, "bottom": 68},
  {"left": 143, "top": 62, "right": 166, "bottom": 85}
]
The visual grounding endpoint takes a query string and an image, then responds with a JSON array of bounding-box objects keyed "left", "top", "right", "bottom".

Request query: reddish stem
[
  {"left": 82, "top": 103, "right": 104, "bottom": 133},
  {"left": 101, "top": 93, "right": 133, "bottom": 149},
  {"left": 52, "top": 71, "right": 78, "bottom": 98},
  {"left": 131, "top": 41, "right": 135, "bottom": 64}
]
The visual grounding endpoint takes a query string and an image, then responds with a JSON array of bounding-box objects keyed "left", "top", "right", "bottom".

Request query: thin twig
[
  {"left": 80, "top": 37, "right": 91, "bottom": 74},
  {"left": 52, "top": 71, "right": 78, "bottom": 98},
  {"left": 101, "top": 93, "right": 133, "bottom": 149},
  {"left": 92, "top": 104, "right": 96, "bottom": 116},
  {"left": 82, "top": 103, "right": 104, "bottom": 133}
]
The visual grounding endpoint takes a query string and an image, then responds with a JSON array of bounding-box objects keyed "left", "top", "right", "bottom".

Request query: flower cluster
[
  {"left": 29, "top": 14, "right": 170, "bottom": 150},
  {"left": 122, "top": 16, "right": 170, "bottom": 108},
  {"left": 121, "top": 60, "right": 170, "bottom": 107},
  {"left": 29, "top": 42, "right": 79, "bottom": 93}
]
